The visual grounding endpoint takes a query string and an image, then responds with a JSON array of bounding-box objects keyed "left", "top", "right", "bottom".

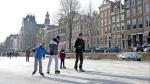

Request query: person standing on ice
[
  {"left": 32, "top": 43, "right": 46, "bottom": 76},
  {"left": 25, "top": 48, "right": 31, "bottom": 62},
  {"left": 74, "top": 33, "right": 85, "bottom": 72},
  {"left": 47, "top": 36, "right": 60, "bottom": 74},
  {"left": 59, "top": 47, "right": 66, "bottom": 69}
]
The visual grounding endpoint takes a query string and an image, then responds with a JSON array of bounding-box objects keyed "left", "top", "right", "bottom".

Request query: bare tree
[
  {"left": 59, "top": 0, "right": 80, "bottom": 52},
  {"left": 87, "top": 0, "right": 94, "bottom": 52}
]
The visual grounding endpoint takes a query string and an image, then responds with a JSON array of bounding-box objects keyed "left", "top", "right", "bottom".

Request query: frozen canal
[{"left": 0, "top": 57, "right": 150, "bottom": 84}]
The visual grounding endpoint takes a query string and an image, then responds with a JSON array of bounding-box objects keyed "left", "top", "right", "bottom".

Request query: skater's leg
[
  {"left": 79, "top": 52, "right": 83, "bottom": 70},
  {"left": 39, "top": 59, "right": 44, "bottom": 76},
  {"left": 54, "top": 55, "right": 60, "bottom": 74},
  {"left": 54, "top": 55, "right": 58, "bottom": 70},
  {"left": 32, "top": 58, "right": 38, "bottom": 75},
  {"left": 34, "top": 58, "right": 38, "bottom": 72},
  {"left": 28, "top": 56, "right": 30, "bottom": 62},
  {"left": 60, "top": 58, "right": 63, "bottom": 69},
  {"left": 27, "top": 56, "right": 29, "bottom": 62},
  {"left": 39, "top": 59, "right": 43, "bottom": 73},
  {"left": 47, "top": 55, "right": 53, "bottom": 72},
  {"left": 74, "top": 53, "right": 79, "bottom": 69},
  {"left": 62, "top": 58, "right": 65, "bottom": 68},
  {"left": 26, "top": 56, "right": 27, "bottom": 62}
]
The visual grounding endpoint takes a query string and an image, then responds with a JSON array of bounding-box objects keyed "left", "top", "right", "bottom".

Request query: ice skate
[
  {"left": 79, "top": 69, "right": 85, "bottom": 72},
  {"left": 47, "top": 71, "right": 50, "bottom": 74},
  {"left": 32, "top": 71, "right": 36, "bottom": 75},
  {"left": 55, "top": 70, "right": 60, "bottom": 74},
  {"left": 40, "top": 73, "right": 44, "bottom": 76}
]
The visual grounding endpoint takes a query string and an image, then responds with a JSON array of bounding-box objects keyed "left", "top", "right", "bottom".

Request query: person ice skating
[
  {"left": 25, "top": 49, "right": 31, "bottom": 62},
  {"left": 47, "top": 36, "right": 60, "bottom": 74},
  {"left": 32, "top": 43, "right": 46, "bottom": 76},
  {"left": 74, "top": 33, "right": 85, "bottom": 72},
  {"left": 59, "top": 47, "right": 66, "bottom": 69}
]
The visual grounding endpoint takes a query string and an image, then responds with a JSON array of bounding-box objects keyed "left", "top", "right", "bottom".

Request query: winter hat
[
  {"left": 39, "top": 42, "right": 44, "bottom": 47},
  {"left": 56, "top": 35, "right": 60, "bottom": 39},
  {"left": 79, "top": 33, "right": 82, "bottom": 36}
]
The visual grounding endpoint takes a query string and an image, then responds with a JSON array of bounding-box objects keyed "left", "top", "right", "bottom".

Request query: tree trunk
[{"left": 68, "top": 15, "right": 72, "bottom": 52}]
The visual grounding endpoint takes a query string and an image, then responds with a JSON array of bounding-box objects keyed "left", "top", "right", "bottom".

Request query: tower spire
[{"left": 44, "top": 11, "right": 50, "bottom": 25}]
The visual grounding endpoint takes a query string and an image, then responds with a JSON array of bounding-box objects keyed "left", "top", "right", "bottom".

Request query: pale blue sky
[{"left": 0, "top": 0, "right": 116, "bottom": 43}]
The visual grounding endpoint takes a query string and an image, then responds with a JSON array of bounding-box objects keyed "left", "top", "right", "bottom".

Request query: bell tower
[{"left": 44, "top": 11, "right": 50, "bottom": 25}]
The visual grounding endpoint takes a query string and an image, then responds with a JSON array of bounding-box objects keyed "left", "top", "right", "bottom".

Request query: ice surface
[{"left": 0, "top": 57, "right": 150, "bottom": 84}]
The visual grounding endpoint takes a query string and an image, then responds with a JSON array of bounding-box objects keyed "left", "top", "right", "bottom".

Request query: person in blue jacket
[{"left": 32, "top": 43, "right": 47, "bottom": 76}]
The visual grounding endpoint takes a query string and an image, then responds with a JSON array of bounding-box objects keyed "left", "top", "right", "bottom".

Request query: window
[
  {"left": 116, "top": 15, "right": 119, "bottom": 22},
  {"left": 125, "top": 0, "right": 130, "bottom": 8},
  {"left": 132, "top": 19, "right": 136, "bottom": 29},
  {"left": 97, "top": 30, "right": 100, "bottom": 35},
  {"left": 144, "top": 4, "right": 150, "bottom": 13},
  {"left": 149, "top": 16, "right": 150, "bottom": 26},
  {"left": 117, "top": 36, "right": 121, "bottom": 46},
  {"left": 122, "top": 34, "right": 124, "bottom": 39},
  {"left": 104, "top": 11, "right": 107, "bottom": 16},
  {"left": 112, "top": 16, "right": 115, "bottom": 23},
  {"left": 121, "top": 14, "right": 124, "bottom": 20},
  {"left": 122, "top": 40, "right": 125, "bottom": 48},
  {"left": 101, "top": 12, "right": 103, "bottom": 17},
  {"left": 97, "top": 38, "right": 100, "bottom": 44},
  {"left": 117, "top": 24, "right": 120, "bottom": 31},
  {"left": 101, "top": 20, "right": 103, "bottom": 26},
  {"left": 128, "top": 35, "right": 132, "bottom": 48},
  {"left": 116, "top": 9, "right": 119, "bottom": 14},
  {"left": 105, "top": 38, "right": 107, "bottom": 46},
  {"left": 112, "top": 24, "right": 115, "bottom": 32},
  {"left": 105, "top": 27, "right": 107, "bottom": 33},
  {"left": 131, "top": 0, "right": 136, "bottom": 6},
  {"left": 137, "top": 6, "right": 142, "bottom": 15},
  {"left": 126, "top": 9, "right": 130, "bottom": 18},
  {"left": 145, "top": 16, "right": 150, "bottom": 27},
  {"left": 101, "top": 28, "right": 104, "bottom": 35},
  {"left": 104, "top": 19, "right": 107, "bottom": 25},
  {"left": 121, "top": 23, "right": 125, "bottom": 30},
  {"left": 132, "top": 8, "right": 136, "bottom": 16},
  {"left": 138, "top": 17, "right": 143, "bottom": 28},
  {"left": 113, "top": 36, "right": 117, "bottom": 46},
  {"left": 121, "top": 34, "right": 125, "bottom": 48},
  {"left": 137, "top": 0, "right": 142, "bottom": 5},
  {"left": 107, "top": 10, "right": 110, "bottom": 15},
  {"left": 127, "top": 20, "right": 131, "bottom": 30},
  {"left": 108, "top": 27, "right": 111, "bottom": 33},
  {"left": 108, "top": 18, "right": 111, "bottom": 24}
]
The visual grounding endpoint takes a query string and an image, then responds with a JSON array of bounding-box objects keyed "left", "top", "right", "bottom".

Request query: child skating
[
  {"left": 59, "top": 48, "right": 66, "bottom": 69},
  {"left": 32, "top": 43, "right": 46, "bottom": 76}
]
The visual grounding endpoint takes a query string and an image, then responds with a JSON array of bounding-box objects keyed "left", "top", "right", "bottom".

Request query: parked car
[
  {"left": 84, "top": 49, "right": 91, "bottom": 53},
  {"left": 117, "top": 52, "right": 142, "bottom": 61},
  {"left": 134, "top": 43, "right": 150, "bottom": 52},
  {"left": 144, "top": 47, "right": 150, "bottom": 52},
  {"left": 105, "top": 47, "right": 121, "bottom": 53},
  {"left": 95, "top": 48, "right": 108, "bottom": 53}
]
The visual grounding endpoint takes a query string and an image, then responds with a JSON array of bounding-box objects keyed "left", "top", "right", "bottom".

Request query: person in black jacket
[{"left": 74, "top": 33, "right": 85, "bottom": 72}]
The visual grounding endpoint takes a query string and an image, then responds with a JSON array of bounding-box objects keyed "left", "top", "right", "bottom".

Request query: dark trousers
[
  {"left": 60, "top": 58, "right": 65, "bottom": 67},
  {"left": 26, "top": 56, "right": 30, "bottom": 62},
  {"left": 74, "top": 52, "right": 83, "bottom": 69}
]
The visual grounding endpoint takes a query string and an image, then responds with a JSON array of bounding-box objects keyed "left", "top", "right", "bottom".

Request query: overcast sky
[{"left": 0, "top": 0, "right": 116, "bottom": 43}]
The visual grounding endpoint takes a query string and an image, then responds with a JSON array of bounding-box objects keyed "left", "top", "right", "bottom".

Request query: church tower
[{"left": 44, "top": 11, "right": 50, "bottom": 25}]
